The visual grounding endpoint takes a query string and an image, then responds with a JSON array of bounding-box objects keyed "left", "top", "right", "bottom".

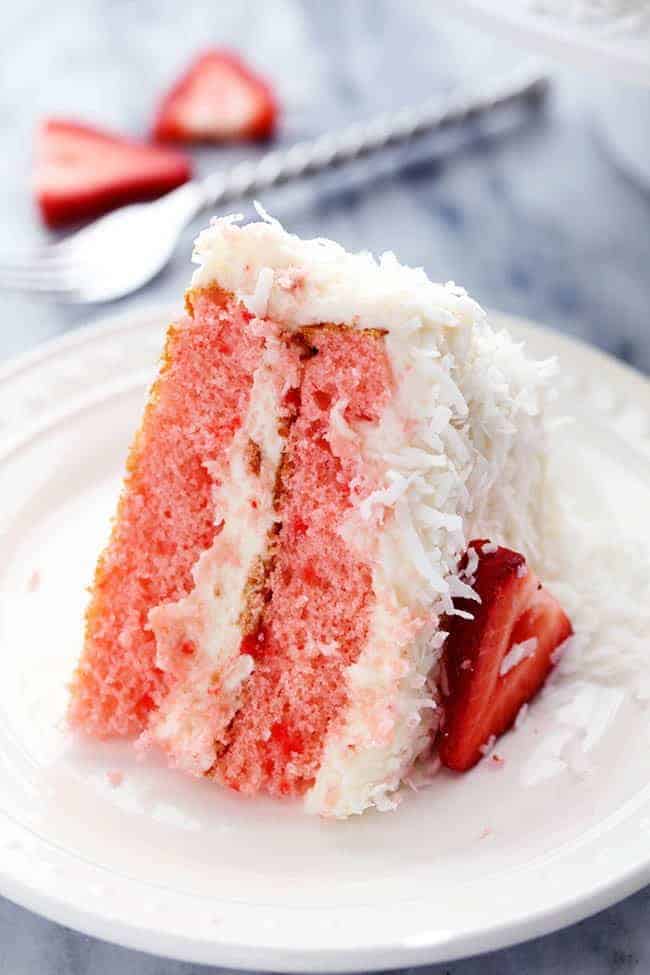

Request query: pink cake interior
[
  {"left": 215, "top": 327, "right": 393, "bottom": 797},
  {"left": 70, "top": 289, "right": 264, "bottom": 736},
  {"left": 70, "top": 290, "right": 394, "bottom": 801}
]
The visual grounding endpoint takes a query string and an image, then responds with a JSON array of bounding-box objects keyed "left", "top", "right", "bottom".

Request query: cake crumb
[
  {"left": 479, "top": 734, "right": 496, "bottom": 757},
  {"left": 107, "top": 770, "right": 124, "bottom": 788},
  {"left": 480, "top": 826, "right": 492, "bottom": 840},
  {"left": 488, "top": 752, "right": 505, "bottom": 769},
  {"left": 27, "top": 569, "right": 41, "bottom": 592}
]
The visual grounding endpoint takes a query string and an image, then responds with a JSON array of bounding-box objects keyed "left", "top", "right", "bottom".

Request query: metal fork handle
[{"left": 198, "top": 66, "right": 548, "bottom": 210}]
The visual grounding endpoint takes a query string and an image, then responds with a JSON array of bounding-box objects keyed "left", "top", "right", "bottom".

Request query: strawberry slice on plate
[
  {"left": 34, "top": 119, "right": 193, "bottom": 228},
  {"left": 439, "top": 540, "right": 573, "bottom": 772},
  {"left": 153, "top": 49, "right": 278, "bottom": 143}
]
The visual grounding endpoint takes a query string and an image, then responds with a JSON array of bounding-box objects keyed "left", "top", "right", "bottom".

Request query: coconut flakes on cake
[
  {"left": 193, "top": 211, "right": 559, "bottom": 816},
  {"left": 73, "top": 206, "right": 578, "bottom": 818},
  {"left": 191, "top": 211, "right": 650, "bottom": 808}
]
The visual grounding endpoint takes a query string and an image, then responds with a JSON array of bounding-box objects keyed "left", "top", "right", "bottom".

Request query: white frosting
[
  {"left": 190, "top": 211, "right": 556, "bottom": 815},
  {"left": 304, "top": 583, "right": 444, "bottom": 817},
  {"left": 500, "top": 637, "right": 538, "bottom": 676},
  {"left": 192, "top": 209, "right": 484, "bottom": 336},
  {"left": 145, "top": 332, "right": 289, "bottom": 774},
  {"left": 305, "top": 319, "right": 553, "bottom": 816}
]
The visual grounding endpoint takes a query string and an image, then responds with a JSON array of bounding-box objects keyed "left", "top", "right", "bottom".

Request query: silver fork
[{"left": 1, "top": 67, "right": 547, "bottom": 303}]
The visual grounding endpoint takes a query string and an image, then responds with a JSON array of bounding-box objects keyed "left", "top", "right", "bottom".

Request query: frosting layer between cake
[{"left": 146, "top": 323, "right": 298, "bottom": 774}]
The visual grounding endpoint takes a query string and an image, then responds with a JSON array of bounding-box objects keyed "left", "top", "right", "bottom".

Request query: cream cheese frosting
[{"left": 185, "top": 208, "right": 557, "bottom": 814}]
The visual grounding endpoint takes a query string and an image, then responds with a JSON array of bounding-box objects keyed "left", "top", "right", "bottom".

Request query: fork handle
[{"left": 197, "top": 65, "right": 548, "bottom": 210}]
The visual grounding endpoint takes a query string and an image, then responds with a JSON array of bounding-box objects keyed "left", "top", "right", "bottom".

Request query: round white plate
[
  {"left": 443, "top": 1, "right": 650, "bottom": 85},
  {"left": 1, "top": 305, "right": 650, "bottom": 971}
]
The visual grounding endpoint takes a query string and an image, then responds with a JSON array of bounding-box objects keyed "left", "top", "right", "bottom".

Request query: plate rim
[
  {"left": 0, "top": 856, "right": 649, "bottom": 972},
  {"left": 1, "top": 303, "right": 650, "bottom": 971},
  {"left": 440, "top": 1, "right": 650, "bottom": 86}
]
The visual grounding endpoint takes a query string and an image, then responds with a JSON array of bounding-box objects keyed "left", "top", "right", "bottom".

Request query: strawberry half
[
  {"left": 153, "top": 49, "right": 278, "bottom": 143},
  {"left": 34, "top": 119, "right": 193, "bottom": 228},
  {"left": 439, "top": 540, "right": 573, "bottom": 772}
]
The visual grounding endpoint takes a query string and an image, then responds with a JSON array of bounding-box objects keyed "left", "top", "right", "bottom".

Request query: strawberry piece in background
[
  {"left": 153, "top": 49, "right": 278, "bottom": 143},
  {"left": 34, "top": 119, "right": 193, "bottom": 228},
  {"left": 439, "top": 540, "right": 573, "bottom": 772}
]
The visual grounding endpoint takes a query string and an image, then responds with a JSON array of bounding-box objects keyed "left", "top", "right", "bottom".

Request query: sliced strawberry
[
  {"left": 153, "top": 49, "right": 278, "bottom": 143},
  {"left": 34, "top": 119, "right": 193, "bottom": 228},
  {"left": 439, "top": 540, "right": 573, "bottom": 772}
]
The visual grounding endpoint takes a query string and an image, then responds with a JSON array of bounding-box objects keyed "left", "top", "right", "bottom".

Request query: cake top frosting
[
  {"left": 192, "top": 203, "right": 485, "bottom": 336},
  {"left": 192, "top": 205, "right": 557, "bottom": 603}
]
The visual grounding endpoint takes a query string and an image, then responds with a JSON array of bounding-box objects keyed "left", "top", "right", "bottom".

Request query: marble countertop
[{"left": 2, "top": 1, "right": 650, "bottom": 973}]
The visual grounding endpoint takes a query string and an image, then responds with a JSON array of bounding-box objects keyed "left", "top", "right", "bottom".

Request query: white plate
[
  {"left": 443, "top": 1, "right": 650, "bottom": 85},
  {"left": 1, "top": 305, "right": 650, "bottom": 971}
]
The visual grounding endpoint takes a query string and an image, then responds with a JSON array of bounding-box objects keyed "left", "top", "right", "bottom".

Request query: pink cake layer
[
  {"left": 215, "top": 326, "right": 393, "bottom": 797},
  {"left": 70, "top": 288, "right": 394, "bottom": 802},
  {"left": 69, "top": 289, "right": 264, "bottom": 736}
]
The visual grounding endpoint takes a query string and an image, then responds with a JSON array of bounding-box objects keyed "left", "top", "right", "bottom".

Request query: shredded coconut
[
  {"left": 463, "top": 545, "right": 480, "bottom": 581},
  {"left": 26, "top": 569, "right": 41, "bottom": 593},
  {"left": 243, "top": 266, "right": 274, "bottom": 318},
  {"left": 479, "top": 735, "right": 497, "bottom": 757},
  {"left": 192, "top": 211, "right": 556, "bottom": 817},
  {"left": 515, "top": 702, "right": 529, "bottom": 729},
  {"left": 193, "top": 212, "right": 487, "bottom": 337},
  {"left": 517, "top": 464, "right": 650, "bottom": 786},
  {"left": 500, "top": 637, "right": 538, "bottom": 677}
]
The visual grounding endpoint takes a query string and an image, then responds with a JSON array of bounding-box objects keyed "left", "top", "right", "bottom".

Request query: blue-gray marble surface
[{"left": 2, "top": 1, "right": 649, "bottom": 972}]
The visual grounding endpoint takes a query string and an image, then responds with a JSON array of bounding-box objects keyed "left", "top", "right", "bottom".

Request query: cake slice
[{"left": 69, "top": 209, "right": 564, "bottom": 817}]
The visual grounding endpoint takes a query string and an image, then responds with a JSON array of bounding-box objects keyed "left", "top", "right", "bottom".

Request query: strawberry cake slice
[{"left": 69, "top": 209, "right": 571, "bottom": 817}]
